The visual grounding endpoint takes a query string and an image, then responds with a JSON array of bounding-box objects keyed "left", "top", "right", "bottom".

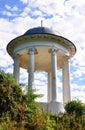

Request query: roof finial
[{"left": 41, "top": 19, "right": 43, "bottom": 27}]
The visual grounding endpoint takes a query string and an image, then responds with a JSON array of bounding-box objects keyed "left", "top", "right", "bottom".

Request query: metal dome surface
[{"left": 24, "top": 27, "right": 55, "bottom": 35}]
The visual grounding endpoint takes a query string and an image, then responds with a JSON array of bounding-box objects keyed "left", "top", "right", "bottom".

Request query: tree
[
  {"left": 65, "top": 99, "right": 85, "bottom": 116},
  {"left": 0, "top": 71, "right": 26, "bottom": 121},
  {"left": 24, "top": 87, "right": 44, "bottom": 130}
]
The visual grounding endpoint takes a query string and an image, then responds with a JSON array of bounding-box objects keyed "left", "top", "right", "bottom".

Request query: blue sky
[{"left": 0, "top": 0, "right": 85, "bottom": 103}]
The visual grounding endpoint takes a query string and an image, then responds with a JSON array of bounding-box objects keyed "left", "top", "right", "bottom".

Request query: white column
[
  {"left": 13, "top": 55, "right": 20, "bottom": 84},
  {"left": 47, "top": 72, "right": 52, "bottom": 102},
  {"left": 62, "top": 56, "right": 71, "bottom": 104},
  {"left": 28, "top": 48, "right": 34, "bottom": 89},
  {"left": 51, "top": 49, "right": 57, "bottom": 102}
]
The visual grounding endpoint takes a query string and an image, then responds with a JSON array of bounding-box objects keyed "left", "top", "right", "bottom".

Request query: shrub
[
  {"left": 0, "top": 71, "right": 26, "bottom": 122},
  {"left": 65, "top": 99, "right": 85, "bottom": 117}
]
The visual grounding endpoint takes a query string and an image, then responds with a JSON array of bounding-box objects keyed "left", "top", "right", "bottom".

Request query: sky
[{"left": 0, "top": 0, "right": 85, "bottom": 103}]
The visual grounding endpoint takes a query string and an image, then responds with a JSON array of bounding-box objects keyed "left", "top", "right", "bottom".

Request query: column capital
[
  {"left": 62, "top": 55, "right": 70, "bottom": 67},
  {"left": 63, "top": 55, "right": 69, "bottom": 60},
  {"left": 28, "top": 48, "right": 38, "bottom": 55},
  {"left": 13, "top": 53, "right": 21, "bottom": 60},
  {"left": 49, "top": 48, "right": 59, "bottom": 54}
]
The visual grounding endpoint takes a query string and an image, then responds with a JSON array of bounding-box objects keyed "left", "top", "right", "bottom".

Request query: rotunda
[{"left": 7, "top": 26, "right": 76, "bottom": 113}]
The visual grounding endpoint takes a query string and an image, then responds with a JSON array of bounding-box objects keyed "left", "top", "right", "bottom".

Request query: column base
[{"left": 39, "top": 101, "right": 65, "bottom": 114}]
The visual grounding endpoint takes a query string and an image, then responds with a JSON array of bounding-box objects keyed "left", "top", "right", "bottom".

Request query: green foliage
[
  {"left": 41, "top": 113, "right": 56, "bottom": 130},
  {"left": 49, "top": 113, "right": 85, "bottom": 130},
  {"left": 0, "top": 71, "right": 26, "bottom": 121},
  {"left": 65, "top": 99, "right": 85, "bottom": 116},
  {"left": 1, "top": 71, "right": 85, "bottom": 130},
  {"left": 24, "top": 88, "right": 44, "bottom": 130},
  {"left": 26, "top": 87, "right": 43, "bottom": 103}
]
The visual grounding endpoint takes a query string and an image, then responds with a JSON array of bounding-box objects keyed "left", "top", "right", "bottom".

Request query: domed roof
[
  {"left": 24, "top": 27, "right": 55, "bottom": 35},
  {"left": 7, "top": 26, "right": 76, "bottom": 59}
]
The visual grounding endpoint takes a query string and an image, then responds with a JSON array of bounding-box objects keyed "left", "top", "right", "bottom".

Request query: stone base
[{"left": 39, "top": 101, "right": 65, "bottom": 114}]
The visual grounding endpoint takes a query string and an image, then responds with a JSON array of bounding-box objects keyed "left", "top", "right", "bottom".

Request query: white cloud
[
  {"left": 12, "top": 6, "right": 18, "bottom": 11},
  {"left": 5, "top": 5, "right": 11, "bottom": 10},
  {"left": 71, "top": 82, "right": 85, "bottom": 103},
  {"left": 20, "top": 0, "right": 28, "bottom": 4},
  {"left": 2, "top": 11, "right": 13, "bottom": 16},
  {"left": 20, "top": 68, "right": 28, "bottom": 84},
  {"left": 5, "top": 67, "right": 13, "bottom": 74},
  {"left": 0, "top": 50, "right": 13, "bottom": 69},
  {"left": 5, "top": 4, "right": 18, "bottom": 11}
]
